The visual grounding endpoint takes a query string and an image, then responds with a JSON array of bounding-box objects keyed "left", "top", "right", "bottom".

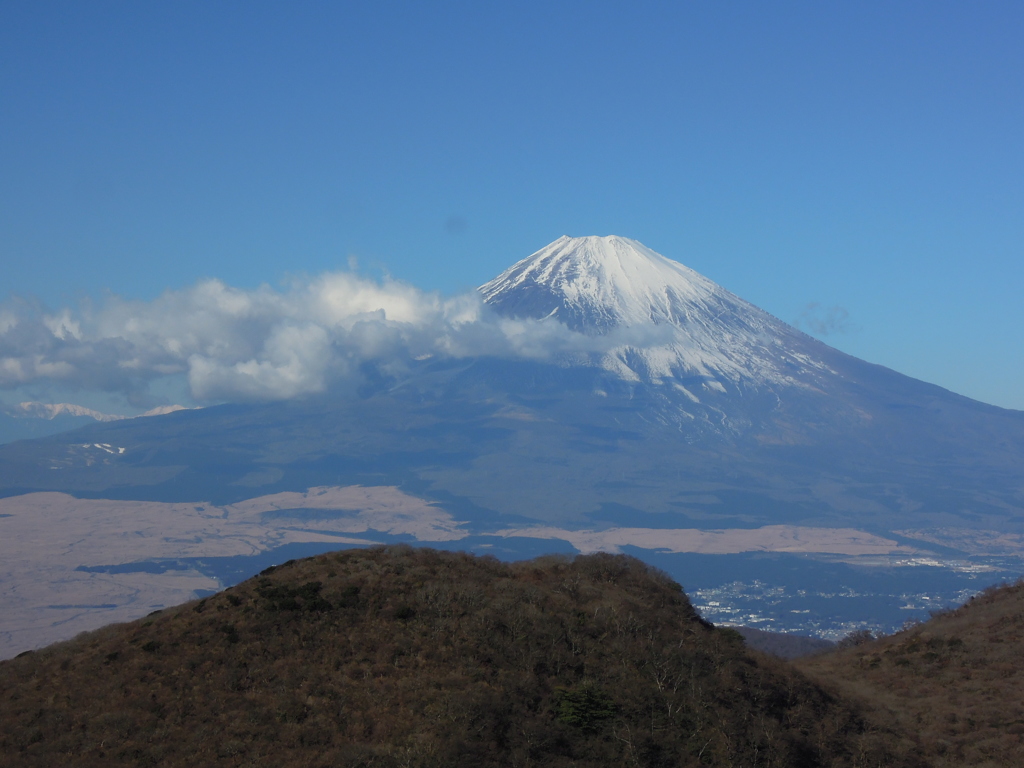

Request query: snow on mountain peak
[
  {"left": 480, "top": 235, "right": 727, "bottom": 333},
  {"left": 480, "top": 236, "right": 829, "bottom": 390}
]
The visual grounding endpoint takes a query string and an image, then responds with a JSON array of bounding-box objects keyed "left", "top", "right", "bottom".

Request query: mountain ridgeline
[
  {"left": 1, "top": 235, "right": 1020, "bottom": 539},
  {"left": 0, "top": 548, "right": 924, "bottom": 767}
]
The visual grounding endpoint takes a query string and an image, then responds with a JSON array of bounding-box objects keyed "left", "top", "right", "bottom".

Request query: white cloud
[
  {"left": 187, "top": 322, "right": 334, "bottom": 401},
  {"left": 0, "top": 270, "right": 626, "bottom": 403},
  {"left": 0, "top": 310, "right": 20, "bottom": 335},
  {"left": 42, "top": 311, "right": 82, "bottom": 341}
]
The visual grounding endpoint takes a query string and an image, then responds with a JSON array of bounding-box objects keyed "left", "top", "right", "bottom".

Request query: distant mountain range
[{"left": 0, "top": 401, "right": 189, "bottom": 444}]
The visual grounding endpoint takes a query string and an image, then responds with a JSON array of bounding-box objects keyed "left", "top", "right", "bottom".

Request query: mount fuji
[
  {"left": 2, "top": 235, "right": 1024, "bottom": 655},
  {"left": 2, "top": 234, "right": 1022, "bottom": 530},
  {"left": 481, "top": 234, "right": 837, "bottom": 404}
]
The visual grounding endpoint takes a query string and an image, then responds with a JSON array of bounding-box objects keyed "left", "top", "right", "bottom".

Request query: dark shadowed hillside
[
  {"left": 0, "top": 548, "right": 923, "bottom": 767},
  {"left": 799, "top": 579, "right": 1024, "bottom": 767},
  {"left": 733, "top": 626, "right": 835, "bottom": 660}
]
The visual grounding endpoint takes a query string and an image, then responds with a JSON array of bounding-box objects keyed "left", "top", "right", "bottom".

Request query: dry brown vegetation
[
  {"left": 0, "top": 547, "right": 922, "bottom": 767},
  {"left": 733, "top": 626, "right": 834, "bottom": 660},
  {"left": 800, "top": 579, "right": 1024, "bottom": 767}
]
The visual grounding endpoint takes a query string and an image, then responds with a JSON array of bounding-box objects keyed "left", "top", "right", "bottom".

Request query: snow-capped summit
[
  {"left": 480, "top": 235, "right": 825, "bottom": 389},
  {"left": 481, "top": 235, "right": 734, "bottom": 333}
]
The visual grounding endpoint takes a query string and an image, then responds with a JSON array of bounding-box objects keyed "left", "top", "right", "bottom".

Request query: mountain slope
[
  {"left": 0, "top": 548, "right": 924, "bottom": 767},
  {"left": 0, "top": 402, "right": 191, "bottom": 445},
  {"left": 0, "top": 235, "right": 1021, "bottom": 533},
  {"left": 799, "top": 579, "right": 1024, "bottom": 766}
]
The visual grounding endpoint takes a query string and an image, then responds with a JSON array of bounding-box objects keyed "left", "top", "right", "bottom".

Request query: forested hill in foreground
[
  {"left": 799, "top": 579, "right": 1024, "bottom": 767},
  {"left": 0, "top": 548, "right": 923, "bottom": 768}
]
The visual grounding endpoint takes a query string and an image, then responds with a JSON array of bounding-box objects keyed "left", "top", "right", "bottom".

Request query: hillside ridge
[
  {"left": 799, "top": 578, "right": 1024, "bottom": 767},
  {"left": 0, "top": 547, "right": 923, "bottom": 767}
]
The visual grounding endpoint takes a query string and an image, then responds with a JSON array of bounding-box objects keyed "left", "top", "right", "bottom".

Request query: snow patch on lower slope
[{"left": 6, "top": 402, "right": 192, "bottom": 422}]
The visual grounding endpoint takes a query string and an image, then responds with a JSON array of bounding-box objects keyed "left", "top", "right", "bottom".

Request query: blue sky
[{"left": 2, "top": 1, "right": 1023, "bottom": 410}]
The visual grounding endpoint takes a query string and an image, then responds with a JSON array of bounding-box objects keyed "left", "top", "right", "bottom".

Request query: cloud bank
[{"left": 0, "top": 271, "right": 656, "bottom": 404}]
